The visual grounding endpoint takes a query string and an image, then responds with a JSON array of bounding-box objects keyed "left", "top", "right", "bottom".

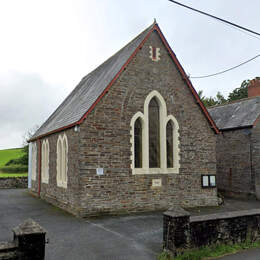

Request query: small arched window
[
  {"left": 31, "top": 142, "right": 37, "bottom": 181},
  {"left": 134, "top": 118, "right": 142, "bottom": 168},
  {"left": 149, "top": 98, "right": 160, "bottom": 168},
  {"left": 57, "top": 134, "right": 68, "bottom": 188},
  {"left": 41, "top": 139, "right": 49, "bottom": 183},
  {"left": 62, "top": 136, "right": 68, "bottom": 184},
  {"left": 166, "top": 121, "right": 174, "bottom": 168}
]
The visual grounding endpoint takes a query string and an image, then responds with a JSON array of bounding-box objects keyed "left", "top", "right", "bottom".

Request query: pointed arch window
[
  {"left": 130, "top": 90, "right": 180, "bottom": 175},
  {"left": 149, "top": 98, "right": 160, "bottom": 168},
  {"left": 57, "top": 134, "right": 68, "bottom": 188},
  {"left": 134, "top": 118, "right": 142, "bottom": 168},
  {"left": 41, "top": 139, "right": 49, "bottom": 183},
  {"left": 31, "top": 142, "right": 37, "bottom": 181},
  {"left": 166, "top": 121, "right": 174, "bottom": 168}
]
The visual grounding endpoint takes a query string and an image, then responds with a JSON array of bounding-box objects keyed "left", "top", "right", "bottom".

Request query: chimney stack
[{"left": 248, "top": 77, "right": 260, "bottom": 97}]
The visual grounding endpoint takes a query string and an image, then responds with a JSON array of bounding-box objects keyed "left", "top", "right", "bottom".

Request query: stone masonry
[
  {"left": 216, "top": 119, "right": 260, "bottom": 199},
  {"left": 164, "top": 208, "right": 260, "bottom": 256},
  {"left": 31, "top": 27, "right": 218, "bottom": 216},
  {"left": 216, "top": 128, "right": 254, "bottom": 198},
  {"left": 0, "top": 177, "right": 27, "bottom": 189}
]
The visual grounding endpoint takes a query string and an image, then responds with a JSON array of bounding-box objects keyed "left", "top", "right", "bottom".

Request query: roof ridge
[
  {"left": 81, "top": 23, "right": 154, "bottom": 82},
  {"left": 30, "top": 21, "right": 219, "bottom": 141},
  {"left": 208, "top": 96, "right": 260, "bottom": 110}
]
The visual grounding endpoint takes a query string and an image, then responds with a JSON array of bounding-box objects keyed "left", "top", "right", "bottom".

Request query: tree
[
  {"left": 227, "top": 79, "right": 249, "bottom": 102},
  {"left": 5, "top": 125, "right": 39, "bottom": 166},
  {"left": 198, "top": 90, "right": 227, "bottom": 107}
]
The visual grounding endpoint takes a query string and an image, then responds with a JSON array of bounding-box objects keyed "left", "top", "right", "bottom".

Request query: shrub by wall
[{"left": 0, "top": 165, "right": 28, "bottom": 173}]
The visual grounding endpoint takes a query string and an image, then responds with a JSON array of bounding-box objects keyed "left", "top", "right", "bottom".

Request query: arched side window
[
  {"left": 134, "top": 117, "right": 142, "bottom": 168},
  {"left": 166, "top": 121, "right": 173, "bottom": 168},
  {"left": 130, "top": 90, "right": 180, "bottom": 175},
  {"left": 62, "top": 134, "right": 68, "bottom": 185},
  {"left": 149, "top": 97, "right": 160, "bottom": 168},
  {"left": 41, "top": 139, "right": 49, "bottom": 184},
  {"left": 31, "top": 142, "right": 37, "bottom": 181},
  {"left": 56, "top": 134, "right": 68, "bottom": 188}
]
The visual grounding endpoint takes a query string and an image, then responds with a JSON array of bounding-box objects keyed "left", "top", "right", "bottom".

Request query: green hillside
[{"left": 0, "top": 148, "right": 24, "bottom": 167}]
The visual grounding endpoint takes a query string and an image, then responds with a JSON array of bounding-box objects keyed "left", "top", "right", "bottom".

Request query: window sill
[
  {"left": 132, "top": 167, "right": 179, "bottom": 175},
  {"left": 41, "top": 179, "right": 49, "bottom": 184},
  {"left": 57, "top": 181, "right": 67, "bottom": 189}
]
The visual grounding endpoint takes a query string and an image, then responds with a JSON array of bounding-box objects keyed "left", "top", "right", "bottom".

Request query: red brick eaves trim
[
  {"left": 30, "top": 22, "right": 219, "bottom": 142},
  {"left": 153, "top": 24, "right": 219, "bottom": 134}
]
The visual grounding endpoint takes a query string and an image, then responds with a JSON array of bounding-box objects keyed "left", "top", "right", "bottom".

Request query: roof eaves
[
  {"left": 29, "top": 22, "right": 156, "bottom": 142},
  {"left": 29, "top": 21, "right": 219, "bottom": 142},
  {"left": 220, "top": 125, "right": 253, "bottom": 132}
]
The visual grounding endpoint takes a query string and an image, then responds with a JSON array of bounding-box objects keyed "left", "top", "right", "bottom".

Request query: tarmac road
[
  {"left": 217, "top": 248, "right": 260, "bottom": 259},
  {"left": 0, "top": 189, "right": 163, "bottom": 260}
]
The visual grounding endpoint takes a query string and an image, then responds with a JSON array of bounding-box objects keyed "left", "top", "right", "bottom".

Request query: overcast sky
[{"left": 0, "top": 0, "right": 259, "bottom": 149}]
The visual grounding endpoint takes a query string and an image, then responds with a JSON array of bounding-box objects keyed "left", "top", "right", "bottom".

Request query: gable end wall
[{"left": 77, "top": 31, "right": 218, "bottom": 216}]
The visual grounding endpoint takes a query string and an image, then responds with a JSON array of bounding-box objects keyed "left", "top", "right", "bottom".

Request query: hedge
[{"left": 0, "top": 165, "right": 28, "bottom": 173}]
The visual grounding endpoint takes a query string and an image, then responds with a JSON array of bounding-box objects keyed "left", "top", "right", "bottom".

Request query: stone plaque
[{"left": 152, "top": 178, "right": 162, "bottom": 187}]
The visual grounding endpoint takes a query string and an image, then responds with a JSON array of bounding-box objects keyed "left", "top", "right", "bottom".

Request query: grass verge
[
  {"left": 0, "top": 173, "right": 28, "bottom": 178},
  {"left": 158, "top": 240, "right": 260, "bottom": 260},
  {"left": 0, "top": 148, "right": 24, "bottom": 167}
]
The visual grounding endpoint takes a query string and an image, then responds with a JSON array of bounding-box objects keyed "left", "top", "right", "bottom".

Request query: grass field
[
  {"left": 0, "top": 148, "right": 24, "bottom": 167},
  {"left": 0, "top": 173, "right": 28, "bottom": 178},
  {"left": 0, "top": 148, "right": 27, "bottom": 177}
]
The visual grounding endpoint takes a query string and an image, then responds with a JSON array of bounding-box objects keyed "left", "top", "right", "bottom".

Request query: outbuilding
[{"left": 209, "top": 78, "right": 260, "bottom": 199}]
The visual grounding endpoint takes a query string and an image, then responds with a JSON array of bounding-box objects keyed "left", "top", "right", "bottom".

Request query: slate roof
[
  {"left": 31, "top": 22, "right": 219, "bottom": 141},
  {"left": 31, "top": 23, "right": 154, "bottom": 140},
  {"left": 208, "top": 97, "right": 260, "bottom": 130}
]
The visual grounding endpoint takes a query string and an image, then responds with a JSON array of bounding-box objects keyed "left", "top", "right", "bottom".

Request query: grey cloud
[{"left": 0, "top": 71, "right": 66, "bottom": 149}]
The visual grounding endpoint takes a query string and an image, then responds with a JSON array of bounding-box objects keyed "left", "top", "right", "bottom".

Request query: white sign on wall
[{"left": 96, "top": 168, "right": 104, "bottom": 176}]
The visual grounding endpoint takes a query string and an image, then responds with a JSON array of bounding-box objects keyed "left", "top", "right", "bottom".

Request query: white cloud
[
  {"left": 0, "top": 71, "right": 68, "bottom": 149},
  {"left": 0, "top": 0, "right": 260, "bottom": 148}
]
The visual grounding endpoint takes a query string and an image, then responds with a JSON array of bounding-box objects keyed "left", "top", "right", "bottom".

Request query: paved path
[
  {"left": 0, "top": 189, "right": 163, "bottom": 260},
  {"left": 217, "top": 248, "right": 260, "bottom": 259}
]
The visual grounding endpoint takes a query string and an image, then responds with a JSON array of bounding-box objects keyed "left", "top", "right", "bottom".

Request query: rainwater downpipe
[{"left": 37, "top": 139, "right": 42, "bottom": 196}]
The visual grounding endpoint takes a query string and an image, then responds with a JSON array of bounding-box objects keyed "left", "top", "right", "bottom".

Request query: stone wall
[
  {"left": 77, "top": 30, "right": 218, "bottom": 216},
  {"left": 216, "top": 129, "right": 254, "bottom": 198},
  {"left": 0, "top": 177, "right": 27, "bottom": 189},
  {"left": 252, "top": 120, "right": 260, "bottom": 199},
  {"left": 0, "top": 219, "right": 46, "bottom": 260},
  {"left": 31, "top": 127, "right": 81, "bottom": 216},
  {"left": 31, "top": 29, "right": 218, "bottom": 216},
  {"left": 163, "top": 208, "right": 260, "bottom": 256}
]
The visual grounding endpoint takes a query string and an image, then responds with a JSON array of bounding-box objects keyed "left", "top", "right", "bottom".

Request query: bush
[
  {"left": 5, "top": 145, "right": 28, "bottom": 166},
  {"left": 0, "top": 165, "right": 28, "bottom": 173}
]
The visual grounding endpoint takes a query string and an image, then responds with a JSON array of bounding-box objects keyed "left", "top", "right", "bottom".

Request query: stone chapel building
[
  {"left": 29, "top": 22, "right": 219, "bottom": 217},
  {"left": 209, "top": 78, "right": 260, "bottom": 199}
]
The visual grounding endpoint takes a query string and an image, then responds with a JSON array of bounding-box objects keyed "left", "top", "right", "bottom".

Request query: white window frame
[
  {"left": 130, "top": 90, "right": 180, "bottom": 175},
  {"left": 31, "top": 142, "right": 37, "bottom": 181},
  {"left": 56, "top": 134, "right": 68, "bottom": 188},
  {"left": 41, "top": 139, "right": 49, "bottom": 184}
]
